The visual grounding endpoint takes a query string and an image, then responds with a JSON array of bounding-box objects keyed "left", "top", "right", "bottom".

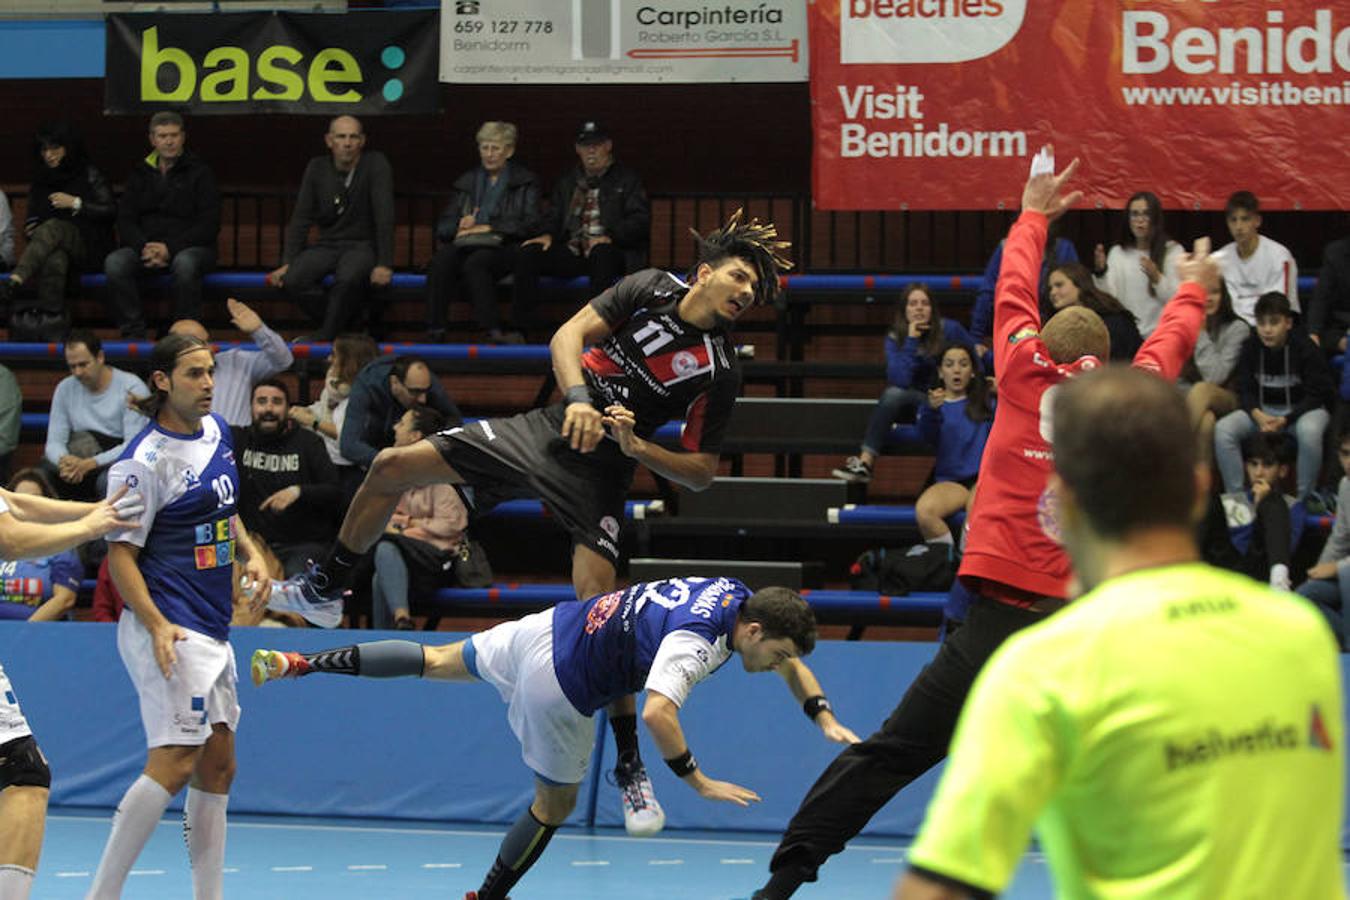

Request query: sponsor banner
[
  {"left": 105, "top": 11, "right": 439, "bottom": 115},
  {"left": 811, "top": 1, "right": 1350, "bottom": 210},
  {"left": 441, "top": 0, "right": 806, "bottom": 83}
]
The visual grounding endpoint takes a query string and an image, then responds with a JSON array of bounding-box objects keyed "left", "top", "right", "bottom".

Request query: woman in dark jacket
[
  {"left": 425, "top": 121, "right": 543, "bottom": 344},
  {"left": 1047, "top": 262, "right": 1143, "bottom": 361},
  {"left": 0, "top": 122, "right": 115, "bottom": 329}
]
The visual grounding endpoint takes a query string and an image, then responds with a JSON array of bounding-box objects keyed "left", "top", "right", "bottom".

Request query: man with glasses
[{"left": 338, "top": 355, "right": 461, "bottom": 471}]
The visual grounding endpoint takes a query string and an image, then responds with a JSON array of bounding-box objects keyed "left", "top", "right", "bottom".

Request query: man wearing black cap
[{"left": 511, "top": 120, "right": 650, "bottom": 323}]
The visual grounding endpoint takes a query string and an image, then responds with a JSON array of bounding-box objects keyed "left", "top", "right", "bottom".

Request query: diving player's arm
[
  {"left": 0, "top": 486, "right": 141, "bottom": 559},
  {"left": 107, "top": 541, "right": 185, "bottom": 679},
  {"left": 231, "top": 516, "right": 273, "bottom": 611},
  {"left": 641, "top": 689, "right": 761, "bottom": 806},
  {"left": 551, "top": 302, "right": 614, "bottom": 453},
  {"left": 603, "top": 404, "right": 718, "bottom": 491},
  {"left": 777, "top": 658, "right": 861, "bottom": 745}
]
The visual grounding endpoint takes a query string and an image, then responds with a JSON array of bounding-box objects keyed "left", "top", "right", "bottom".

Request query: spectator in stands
[
  {"left": 1307, "top": 227, "right": 1350, "bottom": 350},
  {"left": 970, "top": 219, "right": 1077, "bottom": 356},
  {"left": 1297, "top": 427, "right": 1350, "bottom": 647},
  {"left": 1199, "top": 431, "right": 1305, "bottom": 592},
  {"left": 1181, "top": 279, "right": 1250, "bottom": 466},
  {"left": 42, "top": 330, "right": 149, "bottom": 500},
  {"left": 339, "top": 354, "right": 461, "bottom": 470},
  {"left": 0, "top": 189, "right": 14, "bottom": 270},
  {"left": 914, "top": 344, "right": 994, "bottom": 551},
  {"left": 1091, "top": 190, "right": 1182, "bottom": 337},
  {"left": 166, "top": 297, "right": 293, "bottom": 427},
  {"left": 268, "top": 115, "right": 394, "bottom": 342},
  {"left": 290, "top": 333, "right": 378, "bottom": 505},
  {"left": 426, "top": 121, "right": 543, "bottom": 345},
  {"left": 0, "top": 469, "right": 82, "bottom": 621},
  {"left": 0, "top": 122, "right": 115, "bottom": 341},
  {"left": 1217, "top": 190, "right": 1299, "bottom": 326},
  {"left": 1213, "top": 291, "right": 1331, "bottom": 499},
  {"left": 0, "top": 363, "right": 17, "bottom": 485},
  {"left": 512, "top": 121, "right": 650, "bottom": 333},
  {"left": 1047, "top": 262, "right": 1141, "bottom": 361},
  {"left": 104, "top": 111, "right": 219, "bottom": 339},
  {"left": 833, "top": 284, "right": 975, "bottom": 484},
  {"left": 232, "top": 379, "right": 341, "bottom": 577},
  {"left": 367, "top": 406, "right": 467, "bottom": 629}
]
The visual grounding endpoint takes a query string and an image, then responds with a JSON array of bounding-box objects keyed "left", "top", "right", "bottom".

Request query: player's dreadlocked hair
[
  {"left": 133, "top": 333, "right": 213, "bottom": 419},
  {"left": 690, "top": 208, "right": 793, "bottom": 307}
]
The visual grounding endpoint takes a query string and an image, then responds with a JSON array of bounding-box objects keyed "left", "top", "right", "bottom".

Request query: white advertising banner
[{"left": 440, "top": 0, "right": 808, "bottom": 83}]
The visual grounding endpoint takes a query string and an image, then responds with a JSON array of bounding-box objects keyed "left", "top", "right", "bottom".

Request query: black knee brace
[{"left": 0, "top": 736, "right": 51, "bottom": 790}]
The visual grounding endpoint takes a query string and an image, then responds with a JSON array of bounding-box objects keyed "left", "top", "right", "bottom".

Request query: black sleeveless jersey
[{"left": 580, "top": 268, "right": 741, "bottom": 453}]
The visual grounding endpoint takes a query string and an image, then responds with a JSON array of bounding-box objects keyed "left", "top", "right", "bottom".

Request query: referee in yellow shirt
[{"left": 897, "top": 365, "right": 1345, "bottom": 900}]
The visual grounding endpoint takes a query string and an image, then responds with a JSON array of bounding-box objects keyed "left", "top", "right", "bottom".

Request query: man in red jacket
[{"left": 752, "top": 148, "right": 1220, "bottom": 899}]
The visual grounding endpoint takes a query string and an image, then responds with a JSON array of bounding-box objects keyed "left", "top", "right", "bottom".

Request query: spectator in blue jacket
[
  {"left": 833, "top": 284, "right": 973, "bottom": 484},
  {"left": 914, "top": 344, "right": 994, "bottom": 550},
  {"left": 339, "top": 355, "right": 462, "bottom": 470}
]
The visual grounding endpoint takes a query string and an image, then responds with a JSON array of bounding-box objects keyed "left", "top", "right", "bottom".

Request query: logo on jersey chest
[{"left": 193, "top": 517, "right": 237, "bottom": 569}]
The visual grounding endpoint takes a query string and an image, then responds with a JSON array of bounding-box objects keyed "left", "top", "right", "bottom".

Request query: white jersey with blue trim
[
  {"left": 551, "top": 576, "right": 749, "bottom": 715},
  {"left": 105, "top": 413, "right": 240, "bottom": 640}
]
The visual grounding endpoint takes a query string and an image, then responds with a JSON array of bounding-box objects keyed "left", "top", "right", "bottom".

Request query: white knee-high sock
[
  {"left": 0, "top": 864, "right": 34, "bottom": 900},
  {"left": 87, "top": 774, "right": 173, "bottom": 900},
  {"left": 183, "top": 787, "right": 228, "bottom": 900}
]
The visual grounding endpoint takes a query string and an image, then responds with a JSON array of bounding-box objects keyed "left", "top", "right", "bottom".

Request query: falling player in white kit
[
  {"left": 0, "top": 482, "right": 143, "bottom": 900},
  {"left": 87, "top": 334, "right": 273, "bottom": 900},
  {"left": 253, "top": 577, "right": 859, "bottom": 900}
]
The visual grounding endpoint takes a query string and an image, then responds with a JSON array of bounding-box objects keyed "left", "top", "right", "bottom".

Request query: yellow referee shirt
[{"left": 909, "top": 563, "right": 1345, "bottom": 899}]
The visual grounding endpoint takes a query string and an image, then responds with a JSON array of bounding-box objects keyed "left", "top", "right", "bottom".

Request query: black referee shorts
[{"left": 426, "top": 403, "right": 636, "bottom": 567}]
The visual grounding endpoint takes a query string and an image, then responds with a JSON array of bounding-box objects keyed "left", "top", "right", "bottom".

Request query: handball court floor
[
  {"left": 40, "top": 808, "right": 1061, "bottom": 898},
  {"left": 40, "top": 810, "right": 1350, "bottom": 898}
]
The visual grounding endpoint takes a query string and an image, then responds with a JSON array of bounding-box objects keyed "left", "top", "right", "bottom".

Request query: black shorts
[{"left": 426, "top": 403, "right": 637, "bottom": 567}]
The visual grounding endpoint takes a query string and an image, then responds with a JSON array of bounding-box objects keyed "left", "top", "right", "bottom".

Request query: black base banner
[{"left": 106, "top": 10, "right": 440, "bottom": 115}]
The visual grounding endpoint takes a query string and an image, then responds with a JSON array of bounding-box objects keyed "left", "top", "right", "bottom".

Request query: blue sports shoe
[{"left": 267, "top": 564, "right": 345, "bottom": 628}]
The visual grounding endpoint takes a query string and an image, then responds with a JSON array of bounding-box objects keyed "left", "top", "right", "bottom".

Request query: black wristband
[
  {"left": 664, "top": 749, "right": 698, "bottom": 778},
  {"left": 803, "top": 695, "right": 831, "bottom": 721},
  {"left": 564, "top": 385, "right": 592, "bottom": 407}
]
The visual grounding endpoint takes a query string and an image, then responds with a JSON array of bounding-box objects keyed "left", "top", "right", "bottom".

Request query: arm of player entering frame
[
  {"left": 107, "top": 541, "right": 185, "bottom": 678},
  {"left": 777, "top": 658, "right": 862, "bottom": 745},
  {"left": 549, "top": 302, "right": 614, "bottom": 400},
  {"left": 641, "top": 690, "right": 762, "bottom": 806}
]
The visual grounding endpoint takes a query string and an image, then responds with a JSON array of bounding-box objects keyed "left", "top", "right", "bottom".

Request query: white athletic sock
[
  {"left": 87, "top": 774, "right": 173, "bottom": 900},
  {"left": 927, "top": 533, "right": 954, "bottom": 546},
  {"left": 184, "top": 787, "right": 228, "bottom": 900},
  {"left": 0, "top": 864, "right": 35, "bottom": 900}
]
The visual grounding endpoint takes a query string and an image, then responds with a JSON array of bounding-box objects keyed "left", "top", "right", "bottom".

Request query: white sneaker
[
  {"left": 1269, "top": 563, "right": 1292, "bottom": 593},
  {"left": 830, "top": 456, "right": 873, "bottom": 483},
  {"left": 613, "top": 758, "right": 665, "bottom": 837}
]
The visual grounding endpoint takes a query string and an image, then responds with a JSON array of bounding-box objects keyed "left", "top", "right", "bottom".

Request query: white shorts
[
  {"left": 118, "top": 612, "right": 241, "bottom": 749},
  {"left": 0, "top": 663, "right": 33, "bottom": 745},
  {"left": 470, "top": 608, "right": 594, "bottom": 785}
]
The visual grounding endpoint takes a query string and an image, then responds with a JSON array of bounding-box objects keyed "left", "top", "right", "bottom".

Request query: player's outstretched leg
[{"left": 251, "top": 640, "right": 428, "bottom": 686}]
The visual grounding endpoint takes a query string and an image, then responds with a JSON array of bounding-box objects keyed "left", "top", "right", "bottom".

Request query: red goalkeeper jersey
[{"left": 957, "top": 210, "right": 1205, "bottom": 600}]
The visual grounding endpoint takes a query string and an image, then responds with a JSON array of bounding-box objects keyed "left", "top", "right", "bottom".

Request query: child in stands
[
  {"left": 1200, "top": 431, "right": 1307, "bottom": 592},
  {"left": 913, "top": 344, "right": 993, "bottom": 552}
]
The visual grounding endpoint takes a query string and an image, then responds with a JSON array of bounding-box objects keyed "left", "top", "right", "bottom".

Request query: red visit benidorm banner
[{"left": 810, "top": 0, "right": 1350, "bottom": 210}]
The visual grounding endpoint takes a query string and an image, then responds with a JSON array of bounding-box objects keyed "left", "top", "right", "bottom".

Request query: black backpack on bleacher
[{"left": 848, "top": 543, "right": 955, "bottom": 595}]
